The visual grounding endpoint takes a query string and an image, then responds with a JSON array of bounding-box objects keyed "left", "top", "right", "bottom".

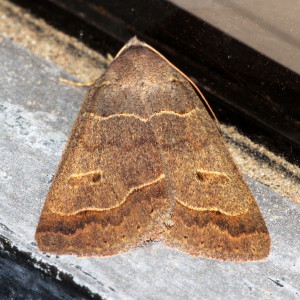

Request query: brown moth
[{"left": 35, "top": 37, "right": 270, "bottom": 261}]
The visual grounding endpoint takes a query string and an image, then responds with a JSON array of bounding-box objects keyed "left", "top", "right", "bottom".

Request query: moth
[{"left": 35, "top": 37, "right": 270, "bottom": 261}]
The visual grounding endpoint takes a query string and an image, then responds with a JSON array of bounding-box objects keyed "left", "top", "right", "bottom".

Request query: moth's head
[
  {"left": 108, "top": 37, "right": 180, "bottom": 87},
  {"left": 115, "top": 36, "right": 146, "bottom": 58}
]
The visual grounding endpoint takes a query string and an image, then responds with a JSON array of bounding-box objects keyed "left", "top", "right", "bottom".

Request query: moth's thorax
[{"left": 88, "top": 50, "right": 196, "bottom": 120}]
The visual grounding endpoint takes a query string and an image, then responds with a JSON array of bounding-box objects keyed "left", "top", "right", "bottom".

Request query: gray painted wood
[{"left": 0, "top": 36, "right": 299, "bottom": 299}]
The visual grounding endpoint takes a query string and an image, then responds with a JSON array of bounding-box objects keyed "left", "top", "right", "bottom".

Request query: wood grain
[{"left": 35, "top": 37, "right": 270, "bottom": 261}]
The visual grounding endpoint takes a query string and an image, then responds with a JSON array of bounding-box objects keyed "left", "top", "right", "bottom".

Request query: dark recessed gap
[
  {"left": 9, "top": 0, "right": 123, "bottom": 54},
  {"left": 0, "top": 237, "right": 101, "bottom": 299},
  {"left": 8, "top": 0, "right": 300, "bottom": 166}
]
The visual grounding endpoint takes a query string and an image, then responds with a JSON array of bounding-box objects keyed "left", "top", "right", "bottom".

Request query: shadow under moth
[{"left": 35, "top": 37, "right": 270, "bottom": 261}]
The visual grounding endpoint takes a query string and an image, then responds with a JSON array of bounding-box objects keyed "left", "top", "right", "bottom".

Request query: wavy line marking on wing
[
  {"left": 53, "top": 174, "right": 166, "bottom": 216},
  {"left": 83, "top": 108, "right": 199, "bottom": 123}
]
